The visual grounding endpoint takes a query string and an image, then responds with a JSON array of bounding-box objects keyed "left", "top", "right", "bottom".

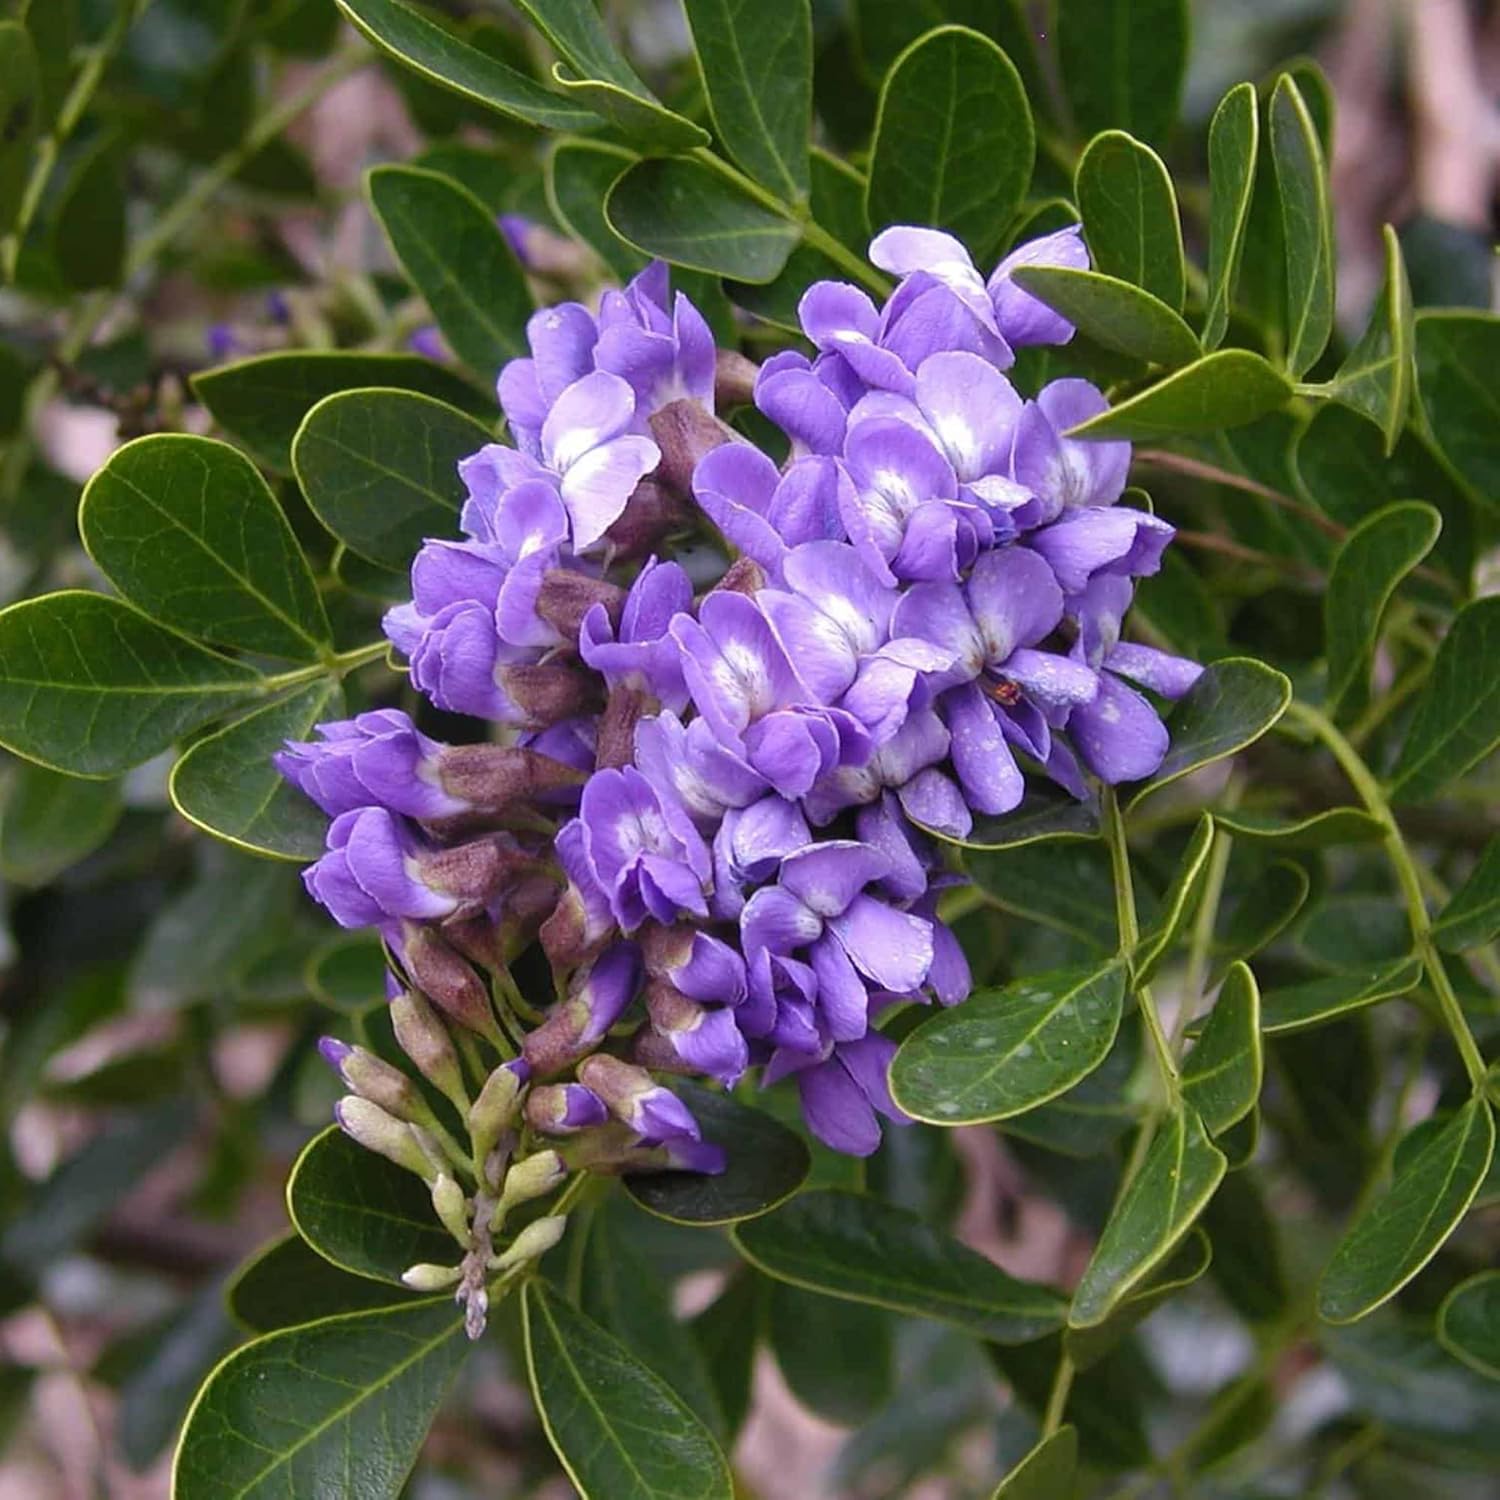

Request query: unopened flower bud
[
  {"left": 489, "top": 1215, "right": 568, "bottom": 1274},
  {"left": 389, "top": 990, "right": 468, "bottom": 1113},
  {"left": 335, "top": 1096, "right": 437, "bottom": 1182},
  {"left": 640, "top": 925, "right": 747, "bottom": 1004},
  {"left": 711, "top": 556, "right": 766, "bottom": 596},
  {"left": 536, "top": 569, "right": 626, "bottom": 643},
  {"left": 525, "top": 1082, "right": 609, "bottom": 1135},
  {"left": 400, "top": 923, "right": 504, "bottom": 1046},
  {"left": 649, "top": 399, "right": 736, "bottom": 497},
  {"left": 434, "top": 744, "right": 586, "bottom": 812},
  {"left": 401, "top": 1261, "right": 463, "bottom": 1290},
  {"left": 468, "top": 1058, "right": 529, "bottom": 1162},
  {"left": 577, "top": 1054, "right": 703, "bottom": 1145},
  {"left": 320, "top": 1040, "right": 426, "bottom": 1120},
  {"left": 639, "top": 980, "right": 749, "bottom": 1086},
  {"left": 495, "top": 661, "right": 600, "bottom": 728},
  {"left": 499, "top": 1150, "right": 566, "bottom": 1211},
  {"left": 604, "top": 476, "right": 691, "bottom": 558},
  {"left": 431, "top": 1174, "right": 471, "bottom": 1246},
  {"left": 715, "top": 348, "right": 759, "bottom": 409},
  {"left": 595, "top": 683, "right": 651, "bottom": 770},
  {"left": 521, "top": 942, "right": 642, "bottom": 1075}
]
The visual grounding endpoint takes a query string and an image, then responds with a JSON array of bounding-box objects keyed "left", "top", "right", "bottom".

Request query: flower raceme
[{"left": 280, "top": 223, "right": 1203, "bottom": 1191}]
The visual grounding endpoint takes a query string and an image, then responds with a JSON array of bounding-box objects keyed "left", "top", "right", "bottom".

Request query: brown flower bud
[
  {"left": 390, "top": 990, "right": 468, "bottom": 1114},
  {"left": 400, "top": 922, "right": 503, "bottom": 1046},
  {"left": 496, "top": 662, "right": 601, "bottom": 728},
  {"left": 648, "top": 398, "right": 739, "bottom": 497},
  {"left": 714, "top": 348, "right": 760, "bottom": 409},
  {"left": 536, "top": 569, "right": 627, "bottom": 642},
  {"left": 595, "top": 683, "right": 651, "bottom": 770},
  {"left": 604, "top": 476, "right": 692, "bottom": 558},
  {"left": 435, "top": 744, "right": 587, "bottom": 811}
]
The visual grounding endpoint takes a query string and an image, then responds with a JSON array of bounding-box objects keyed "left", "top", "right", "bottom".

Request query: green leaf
[
  {"left": 0, "top": 21, "right": 39, "bottom": 235},
  {"left": 173, "top": 1297, "right": 468, "bottom": 1500},
  {"left": 1214, "top": 859, "right": 1309, "bottom": 975},
  {"left": 1055, "top": 0, "right": 1188, "bottom": 150},
  {"left": 1392, "top": 597, "right": 1500, "bottom": 802},
  {"left": 1134, "top": 814, "right": 1215, "bottom": 983},
  {"left": 1297, "top": 896, "right": 1409, "bottom": 973},
  {"left": 333, "top": 0, "right": 599, "bottom": 130},
  {"left": 227, "top": 1232, "right": 418, "bottom": 1335},
  {"left": 0, "top": 761, "right": 121, "bottom": 886},
  {"left": 1181, "top": 962, "right": 1262, "bottom": 1135},
  {"left": 1434, "top": 838, "right": 1500, "bottom": 953},
  {"left": 1202, "top": 82, "right": 1259, "bottom": 350},
  {"left": 1204, "top": 1170, "right": 1287, "bottom": 1322},
  {"left": 1260, "top": 957, "right": 1422, "bottom": 1035},
  {"left": 1065, "top": 1228, "right": 1212, "bottom": 1370},
  {"left": 52, "top": 134, "right": 127, "bottom": 291},
  {"left": 915, "top": 785, "right": 1101, "bottom": 851},
  {"left": 1212, "top": 806, "right": 1383, "bottom": 849},
  {"left": 1069, "top": 1107, "right": 1227, "bottom": 1328},
  {"left": 293, "top": 389, "right": 489, "bottom": 570},
  {"left": 523, "top": 1280, "right": 732, "bottom": 1500},
  {"left": 767, "top": 1281, "right": 893, "bottom": 1425},
  {"left": 866, "top": 25, "right": 1033, "bottom": 263},
  {"left": 1003, "top": 1020, "right": 1141, "bottom": 1158},
  {"left": 733, "top": 1189, "right": 1066, "bottom": 1342},
  {"left": 625, "top": 1080, "right": 809, "bottom": 1225},
  {"left": 892, "top": 963, "right": 1125, "bottom": 1125},
  {"left": 306, "top": 932, "right": 388, "bottom": 1013},
  {"left": 1437, "top": 1270, "right": 1500, "bottom": 1381},
  {"left": 1324, "top": 501, "right": 1441, "bottom": 722},
  {"left": 690, "top": 1274, "right": 759, "bottom": 1440},
  {"left": 606, "top": 156, "right": 798, "bottom": 283},
  {"left": 1269, "top": 74, "right": 1334, "bottom": 379},
  {"left": 1074, "top": 130, "right": 1184, "bottom": 310},
  {"left": 966, "top": 841, "right": 1120, "bottom": 950},
  {"left": 1329, "top": 224, "right": 1414, "bottom": 452},
  {"left": 1414, "top": 311, "right": 1500, "bottom": 507},
  {"left": 1069, "top": 350, "right": 1293, "bottom": 441},
  {"left": 169, "top": 679, "right": 342, "bottom": 861},
  {"left": 1009, "top": 267, "right": 1198, "bottom": 367},
  {"left": 990, "top": 1426, "right": 1077, "bottom": 1498},
  {"left": 0, "top": 592, "right": 262, "bottom": 777},
  {"left": 1128, "top": 659, "right": 1292, "bottom": 810},
  {"left": 80, "top": 434, "right": 330, "bottom": 661},
  {"left": 288, "top": 1125, "right": 455, "bottom": 1285},
  {"left": 683, "top": 0, "right": 810, "bottom": 204},
  {"left": 368, "top": 166, "right": 532, "bottom": 378},
  {"left": 192, "top": 351, "right": 491, "bottom": 472},
  {"left": 545, "top": 137, "right": 644, "bottom": 280},
  {"left": 1319, "top": 1095, "right": 1495, "bottom": 1324}
]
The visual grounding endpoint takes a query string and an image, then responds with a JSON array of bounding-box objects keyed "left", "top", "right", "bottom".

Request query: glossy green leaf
[
  {"left": 192, "top": 351, "right": 491, "bottom": 472},
  {"left": 0, "top": 761, "right": 121, "bottom": 886},
  {"left": 173, "top": 1297, "right": 468, "bottom": 1500},
  {"left": 690, "top": 1274, "right": 759, "bottom": 1440},
  {"left": 1181, "top": 962, "right": 1262, "bottom": 1135},
  {"left": 1330, "top": 225, "right": 1414, "bottom": 452},
  {"left": 1202, "top": 82, "right": 1259, "bottom": 350},
  {"left": 734, "top": 1189, "right": 1065, "bottom": 1342},
  {"left": 1055, "top": 0, "right": 1188, "bottom": 150},
  {"left": 1009, "top": 267, "right": 1198, "bottom": 367},
  {"left": 1065, "top": 1228, "right": 1212, "bottom": 1370},
  {"left": 334, "top": 0, "right": 598, "bottom": 130},
  {"left": 80, "top": 434, "right": 330, "bottom": 661},
  {"left": 1128, "top": 659, "right": 1292, "bottom": 810},
  {"left": 1296, "top": 895, "right": 1409, "bottom": 972},
  {"left": 546, "top": 138, "right": 645, "bottom": 280},
  {"left": 1319, "top": 1094, "right": 1495, "bottom": 1324},
  {"left": 1074, "top": 130, "right": 1184, "bottom": 310},
  {"left": 169, "top": 679, "right": 342, "bottom": 861},
  {"left": 1002, "top": 1020, "right": 1141, "bottom": 1158},
  {"left": 1213, "top": 806, "right": 1383, "bottom": 849},
  {"left": 227, "top": 1232, "right": 417, "bottom": 1335},
  {"left": 1260, "top": 957, "right": 1422, "bottom": 1035},
  {"left": 606, "top": 157, "right": 798, "bottom": 283},
  {"left": 52, "top": 134, "right": 127, "bottom": 291},
  {"left": 306, "top": 931, "right": 388, "bottom": 1012},
  {"left": 293, "top": 389, "right": 489, "bottom": 570},
  {"left": 368, "top": 166, "right": 532, "bottom": 378},
  {"left": 1392, "top": 597, "right": 1500, "bottom": 802},
  {"left": 1134, "top": 815, "right": 1215, "bottom": 983},
  {"left": 1270, "top": 74, "right": 1334, "bottom": 378},
  {"left": 1414, "top": 310, "right": 1500, "bottom": 507},
  {"left": 966, "top": 841, "right": 1120, "bottom": 950},
  {"left": 866, "top": 25, "right": 1033, "bottom": 263},
  {"left": 892, "top": 962, "right": 1125, "bottom": 1125},
  {"left": 1213, "top": 860, "right": 1309, "bottom": 975},
  {"left": 626, "top": 1081, "right": 809, "bottom": 1225},
  {"left": 0, "top": 22, "right": 39, "bottom": 234},
  {"left": 0, "top": 592, "right": 262, "bottom": 777},
  {"left": 1069, "top": 1108, "right": 1227, "bottom": 1328},
  {"left": 684, "top": 0, "right": 810, "bottom": 203},
  {"left": 1324, "top": 501, "right": 1441, "bottom": 722},
  {"left": 1070, "top": 351, "right": 1293, "bottom": 441},
  {"left": 991, "top": 1425, "right": 1077, "bottom": 1498},
  {"left": 523, "top": 1280, "right": 732, "bottom": 1500},
  {"left": 1434, "top": 839, "right": 1500, "bottom": 953},
  {"left": 1204, "top": 1170, "right": 1287, "bottom": 1323},
  {"left": 919, "top": 785, "right": 1101, "bottom": 851},
  {"left": 767, "top": 1281, "right": 893, "bottom": 1425},
  {"left": 1437, "top": 1270, "right": 1500, "bottom": 1381},
  {"left": 288, "top": 1125, "right": 455, "bottom": 1285}
]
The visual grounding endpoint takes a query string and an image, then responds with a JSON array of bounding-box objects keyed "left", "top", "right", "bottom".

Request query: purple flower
[
  {"left": 692, "top": 443, "right": 849, "bottom": 575},
  {"left": 1012, "top": 379, "right": 1132, "bottom": 527},
  {"left": 498, "top": 302, "right": 599, "bottom": 455},
  {"left": 711, "top": 793, "right": 813, "bottom": 918},
  {"left": 740, "top": 840, "right": 934, "bottom": 1040},
  {"left": 987, "top": 224, "right": 1090, "bottom": 347},
  {"left": 577, "top": 1053, "right": 707, "bottom": 1146},
  {"left": 642, "top": 982, "right": 749, "bottom": 1085},
  {"left": 574, "top": 766, "right": 712, "bottom": 931},
  {"left": 275, "top": 709, "right": 468, "bottom": 822},
  {"left": 894, "top": 547, "right": 1098, "bottom": 814},
  {"left": 527, "top": 1082, "right": 610, "bottom": 1133},
  {"left": 1067, "top": 635, "right": 1204, "bottom": 785},
  {"left": 788, "top": 1033, "right": 908, "bottom": 1157},
  {"left": 633, "top": 710, "right": 769, "bottom": 826},
  {"left": 594, "top": 261, "right": 716, "bottom": 417},
  {"left": 753, "top": 350, "right": 852, "bottom": 456},
  {"left": 641, "top": 924, "right": 747, "bottom": 1006},
  {"left": 303, "top": 808, "right": 462, "bottom": 929},
  {"left": 523, "top": 940, "right": 643, "bottom": 1074},
  {"left": 579, "top": 556, "right": 693, "bottom": 712}
]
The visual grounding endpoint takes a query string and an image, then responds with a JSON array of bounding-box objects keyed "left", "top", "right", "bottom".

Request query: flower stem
[
  {"left": 260, "top": 639, "right": 390, "bottom": 694},
  {"left": 1041, "top": 1349, "right": 1075, "bottom": 1438},
  {"left": 1284, "top": 699, "right": 1488, "bottom": 1089}
]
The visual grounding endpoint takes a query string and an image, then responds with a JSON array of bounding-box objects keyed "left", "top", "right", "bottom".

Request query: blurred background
[{"left": 0, "top": 2, "right": 1496, "bottom": 1497}]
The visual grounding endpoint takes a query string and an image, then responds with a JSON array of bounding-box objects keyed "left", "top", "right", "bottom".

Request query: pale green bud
[
  {"left": 489, "top": 1215, "right": 567, "bottom": 1273},
  {"left": 401, "top": 1262, "right": 462, "bottom": 1291},
  {"left": 390, "top": 990, "right": 469, "bottom": 1114},
  {"left": 431, "top": 1173, "right": 471, "bottom": 1246}
]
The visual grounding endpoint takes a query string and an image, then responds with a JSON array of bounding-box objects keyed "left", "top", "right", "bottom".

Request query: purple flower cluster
[{"left": 280, "top": 226, "right": 1200, "bottom": 1160}]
